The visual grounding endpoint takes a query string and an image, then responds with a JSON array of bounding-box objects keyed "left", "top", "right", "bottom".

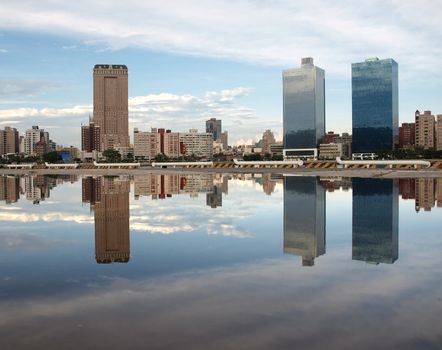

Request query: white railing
[
  {"left": 45, "top": 162, "right": 79, "bottom": 168},
  {"left": 233, "top": 159, "right": 304, "bottom": 167},
  {"left": 151, "top": 161, "right": 213, "bottom": 168},
  {"left": 6, "top": 163, "right": 36, "bottom": 169},
  {"left": 336, "top": 157, "right": 431, "bottom": 168},
  {"left": 93, "top": 161, "right": 140, "bottom": 168}
]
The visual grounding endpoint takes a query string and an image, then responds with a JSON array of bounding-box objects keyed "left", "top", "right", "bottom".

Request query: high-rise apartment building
[
  {"left": 399, "top": 122, "right": 415, "bottom": 148},
  {"left": 352, "top": 178, "right": 398, "bottom": 264},
  {"left": 437, "top": 115, "right": 442, "bottom": 151},
  {"left": 415, "top": 110, "right": 435, "bottom": 149},
  {"left": 206, "top": 118, "right": 222, "bottom": 141},
  {"left": 262, "top": 129, "right": 276, "bottom": 154},
  {"left": 352, "top": 58, "right": 398, "bottom": 153},
  {"left": 220, "top": 131, "right": 228, "bottom": 150},
  {"left": 283, "top": 177, "right": 326, "bottom": 266},
  {"left": 283, "top": 57, "right": 325, "bottom": 153},
  {"left": 0, "top": 127, "right": 19, "bottom": 155},
  {"left": 93, "top": 64, "right": 129, "bottom": 151},
  {"left": 24, "top": 126, "right": 47, "bottom": 156},
  {"left": 81, "top": 121, "right": 101, "bottom": 152}
]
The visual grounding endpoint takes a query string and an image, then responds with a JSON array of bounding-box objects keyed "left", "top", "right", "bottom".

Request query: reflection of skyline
[
  {"left": 398, "top": 178, "right": 442, "bottom": 212},
  {"left": 352, "top": 178, "right": 399, "bottom": 265},
  {"left": 319, "top": 177, "right": 352, "bottom": 192},
  {"left": 134, "top": 174, "right": 228, "bottom": 206},
  {"left": 0, "top": 174, "right": 78, "bottom": 205},
  {"left": 283, "top": 177, "right": 326, "bottom": 266},
  {"left": 83, "top": 176, "right": 130, "bottom": 264}
]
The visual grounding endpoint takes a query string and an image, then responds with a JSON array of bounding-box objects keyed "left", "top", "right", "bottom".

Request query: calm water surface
[{"left": 0, "top": 174, "right": 441, "bottom": 350}]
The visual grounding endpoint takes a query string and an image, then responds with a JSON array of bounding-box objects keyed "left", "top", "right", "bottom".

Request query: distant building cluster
[
  {"left": 2, "top": 58, "right": 442, "bottom": 163},
  {"left": 133, "top": 128, "right": 213, "bottom": 160}
]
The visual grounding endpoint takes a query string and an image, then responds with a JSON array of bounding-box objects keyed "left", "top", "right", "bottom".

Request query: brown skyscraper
[
  {"left": 94, "top": 177, "right": 130, "bottom": 263},
  {"left": 93, "top": 64, "right": 129, "bottom": 151}
]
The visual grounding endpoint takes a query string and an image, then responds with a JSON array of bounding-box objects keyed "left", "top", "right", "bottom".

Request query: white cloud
[
  {"left": 0, "top": 80, "right": 61, "bottom": 98},
  {"left": 0, "top": 87, "right": 277, "bottom": 145},
  {"left": 0, "top": 1, "right": 440, "bottom": 81}
]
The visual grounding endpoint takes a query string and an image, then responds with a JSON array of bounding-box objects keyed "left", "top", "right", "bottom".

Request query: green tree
[
  {"left": 154, "top": 153, "right": 169, "bottom": 162},
  {"left": 43, "top": 151, "right": 61, "bottom": 163},
  {"left": 103, "top": 149, "right": 122, "bottom": 163},
  {"left": 271, "top": 154, "right": 284, "bottom": 161},
  {"left": 125, "top": 152, "right": 134, "bottom": 162},
  {"left": 243, "top": 153, "right": 262, "bottom": 161}
]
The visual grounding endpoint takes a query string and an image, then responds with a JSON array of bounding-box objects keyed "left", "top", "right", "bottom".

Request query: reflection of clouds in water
[
  {"left": 0, "top": 206, "right": 21, "bottom": 211},
  {"left": 0, "top": 256, "right": 441, "bottom": 350},
  {"left": 0, "top": 212, "right": 93, "bottom": 224},
  {"left": 0, "top": 232, "right": 72, "bottom": 251},
  {"left": 128, "top": 178, "right": 277, "bottom": 238},
  {"left": 0, "top": 177, "right": 281, "bottom": 240},
  {"left": 207, "top": 224, "right": 252, "bottom": 239}
]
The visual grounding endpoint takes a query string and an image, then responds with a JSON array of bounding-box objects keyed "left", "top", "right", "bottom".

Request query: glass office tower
[
  {"left": 283, "top": 58, "right": 325, "bottom": 151},
  {"left": 352, "top": 178, "right": 399, "bottom": 264},
  {"left": 283, "top": 177, "right": 326, "bottom": 266},
  {"left": 352, "top": 58, "right": 398, "bottom": 153}
]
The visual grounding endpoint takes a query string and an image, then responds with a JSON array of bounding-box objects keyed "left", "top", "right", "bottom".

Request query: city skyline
[{"left": 0, "top": 1, "right": 441, "bottom": 147}]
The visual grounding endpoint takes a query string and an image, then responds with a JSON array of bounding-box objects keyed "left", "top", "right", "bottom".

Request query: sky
[{"left": 0, "top": 0, "right": 441, "bottom": 147}]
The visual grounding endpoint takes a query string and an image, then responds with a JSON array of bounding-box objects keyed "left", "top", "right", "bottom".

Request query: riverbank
[{"left": 1, "top": 167, "right": 442, "bottom": 178}]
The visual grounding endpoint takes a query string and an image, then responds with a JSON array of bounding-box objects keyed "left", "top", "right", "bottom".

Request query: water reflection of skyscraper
[
  {"left": 0, "top": 175, "right": 20, "bottom": 204},
  {"left": 283, "top": 177, "right": 326, "bottom": 266},
  {"left": 83, "top": 176, "right": 130, "bottom": 264},
  {"left": 352, "top": 178, "right": 398, "bottom": 264}
]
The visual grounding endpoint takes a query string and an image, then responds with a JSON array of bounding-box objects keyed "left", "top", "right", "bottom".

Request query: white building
[
  {"left": 179, "top": 129, "right": 213, "bottom": 159},
  {"left": 24, "top": 126, "right": 45, "bottom": 155},
  {"left": 133, "top": 128, "right": 161, "bottom": 160},
  {"left": 319, "top": 143, "right": 342, "bottom": 160}
]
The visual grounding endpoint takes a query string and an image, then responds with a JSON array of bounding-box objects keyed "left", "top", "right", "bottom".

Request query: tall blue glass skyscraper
[
  {"left": 352, "top": 178, "right": 398, "bottom": 264},
  {"left": 283, "top": 58, "right": 325, "bottom": 151},
  {"left": 352, "top": 58, "right": 398, "bottom": 153}
]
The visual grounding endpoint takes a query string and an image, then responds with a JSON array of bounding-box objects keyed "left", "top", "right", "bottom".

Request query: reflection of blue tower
[
  {"left": 352, "top": 178, "right": 399, "bottom": 264},
  {"left": 283, "top": 177, "right": 326, "bottom": 266}
]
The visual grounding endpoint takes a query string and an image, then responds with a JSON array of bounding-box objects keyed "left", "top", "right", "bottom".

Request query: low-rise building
[
  {"left": 270, "top": 143, "right": 284, "bottom": 156},
  {"left": 319, "top": 143, "right": 342, "bottom": 160},
  {"left": 179, "top": 129, "right": 213, "bottom": 159},
  {"left": 133, "top": 128, "right": 161, "bottom": 160},
  {"left": 322, "top": 131, "right": 352, "bottom": 159}
]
